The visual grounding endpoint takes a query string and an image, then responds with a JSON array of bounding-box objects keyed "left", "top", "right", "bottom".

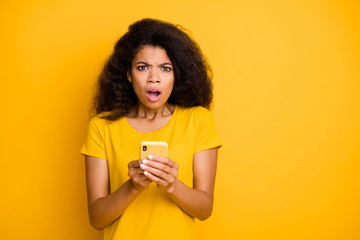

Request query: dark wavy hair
[{"left": 93, "top": 18, "right": 213, "bottom": 120}]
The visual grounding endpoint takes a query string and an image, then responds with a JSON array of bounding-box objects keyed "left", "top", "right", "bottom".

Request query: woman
[{"left": 81, "top": 18, "right": 222, "bottom": 240}]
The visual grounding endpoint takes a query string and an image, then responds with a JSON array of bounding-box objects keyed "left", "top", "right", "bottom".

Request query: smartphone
[{"left": 140, "top": 141, "right": 168, "bottom": 159}]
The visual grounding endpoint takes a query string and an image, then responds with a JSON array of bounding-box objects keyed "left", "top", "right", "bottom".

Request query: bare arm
[
  {"left": 85, "top": 156, "right": 151, "bottom": 230},
  {"left": 140, "top": 147, "right": 218, "bottom": 220}
]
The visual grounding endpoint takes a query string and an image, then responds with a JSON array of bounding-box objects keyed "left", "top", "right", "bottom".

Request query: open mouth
[
  {"left": 146, "top": 88, "right": 161, "bottom": 102},
  {"left": 147, "top": 90, "right": 161, "bottom": 97}
]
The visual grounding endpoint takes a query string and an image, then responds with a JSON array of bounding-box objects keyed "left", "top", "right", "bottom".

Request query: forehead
[{"left": 133, "top": 46, "right": 171, "bottom": 63}]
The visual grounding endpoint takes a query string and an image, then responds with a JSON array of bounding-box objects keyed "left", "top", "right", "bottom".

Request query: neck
[{"left": 130, "top": 102, "right": 175, "bottom": 120}]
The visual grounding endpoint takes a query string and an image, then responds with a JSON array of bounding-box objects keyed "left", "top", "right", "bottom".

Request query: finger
[
  {"left": 133, "top": 173, "right": 150, "bottom": 182},
  {"left": 147, "top": 155, "right": 178, "bottom": 169},
  {"left": 141, "top": 159, "right": 175, "bottom": 175},
  {"left": 128, "top": 167, "right": 144, "bottom": 177},
  {"left": 143, "top": 171, "right": 168, "bottom": 186},
  {"left": 141, "top": 164, "right": 176, "bottom": 183},
  {"left": 140, "top": 179, "right": 152, "bottom": 186},
  {"left": 128, "top": 160, "right": 143, "bottom": 168}
]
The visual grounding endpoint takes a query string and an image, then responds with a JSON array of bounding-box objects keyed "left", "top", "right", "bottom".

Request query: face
[{"left": 128, "top": 46, "right": 174, "bottom": 111}]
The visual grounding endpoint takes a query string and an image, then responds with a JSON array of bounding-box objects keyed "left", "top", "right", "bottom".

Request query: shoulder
[
  {"left": 175, "top": 106, "right": 214, "bottom": 126},
  {"left": 88, "top": 113, "right": 107, "bottom": 125},
  {"left": 87, "top": 112, "right": 121, "bottom": 129},
  {"left": 176, "top": 105, "right": 211, "bottom": 117}
]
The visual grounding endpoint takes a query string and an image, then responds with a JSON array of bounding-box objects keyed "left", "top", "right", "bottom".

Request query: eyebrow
[{"left": 135, "top": 61, "right": 172, "bottom": 66}]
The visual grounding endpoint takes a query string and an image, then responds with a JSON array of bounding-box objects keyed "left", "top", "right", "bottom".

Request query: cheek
[
  {"left": 170, "top": 82, "right": 175, "bottom": 92},
  {"left": 165, "top": 81, "right": 174, "bottom": 95},
  {"left": 167, "top": 76, "right": 175, "bottom": 91},
  {"left": 131, "top": 81, "right": 144, "bottom": 98},
  {"left": 132, "top": 76, "right": 145, "bottom": 88}
]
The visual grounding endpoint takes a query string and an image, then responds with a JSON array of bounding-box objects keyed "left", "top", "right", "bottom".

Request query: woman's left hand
[{"left": 140, "top": 155, "right": 179, "bottom": 193}]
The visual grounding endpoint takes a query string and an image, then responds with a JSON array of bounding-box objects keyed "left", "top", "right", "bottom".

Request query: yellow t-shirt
[{"left": 80, "top": 106, "right": 222, "bottom": 240}]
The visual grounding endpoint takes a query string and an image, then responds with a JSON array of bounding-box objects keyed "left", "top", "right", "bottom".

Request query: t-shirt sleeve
[
  {"left": 194, "top": 107, "right": 222, "bottom": 153},
  {"left": 80, "top": 116, "right": 107, "bottom": 160}
]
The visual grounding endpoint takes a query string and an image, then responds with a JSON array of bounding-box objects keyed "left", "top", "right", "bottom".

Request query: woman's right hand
[
  {"left": 86, "top": 156, "right": 151, "bottom": 230},
  {"left": 128, "top": 160, "right": 152, "bottom": 193}
]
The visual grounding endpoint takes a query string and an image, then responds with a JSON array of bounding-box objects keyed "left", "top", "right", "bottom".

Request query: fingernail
[
  {"left": 140, "top": 164, "right": 146, "bottom": 169},
  {"left": 142, "top": 159, "right": 148, "bottom": 164},
  {"left": 143, "top": 171, "right": 148, "bottom": 176},
  {"left": 148, "top": 155, "right": 153, "bottom": 159}
]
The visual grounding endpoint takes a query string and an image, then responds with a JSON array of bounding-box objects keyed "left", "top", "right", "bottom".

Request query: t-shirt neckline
[{"left": 124, "top": 105, "right": 177, "bottom": 135}]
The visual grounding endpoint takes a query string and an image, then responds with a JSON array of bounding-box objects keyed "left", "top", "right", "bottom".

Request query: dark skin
[{"left": 85, "top": 46, "right": 219, "bottom": 230}]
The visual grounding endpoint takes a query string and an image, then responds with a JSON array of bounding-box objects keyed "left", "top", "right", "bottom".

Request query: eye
[
  {"left": 137, "top": 65, "right": 148, "bottom": 71},
  {"left": 161, "top": 66, "right": 172, "bottom": 72}
]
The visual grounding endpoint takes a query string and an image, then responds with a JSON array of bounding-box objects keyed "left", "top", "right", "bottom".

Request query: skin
[{"left": 85, "top": 46, "right": 219, "bottom": 230}]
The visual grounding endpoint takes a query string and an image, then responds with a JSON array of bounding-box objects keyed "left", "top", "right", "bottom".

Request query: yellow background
[{"left": 1, "top": 0, "right": 359, "bottom": 239}]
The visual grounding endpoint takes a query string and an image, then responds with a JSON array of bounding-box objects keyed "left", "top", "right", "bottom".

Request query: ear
[{"left": 127, "top": 71, "right": 132, "bottom": 83}]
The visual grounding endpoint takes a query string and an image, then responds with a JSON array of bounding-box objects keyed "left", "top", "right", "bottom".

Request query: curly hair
[{"left": 93, "top": 18, "right": 213, "bottom": 120}]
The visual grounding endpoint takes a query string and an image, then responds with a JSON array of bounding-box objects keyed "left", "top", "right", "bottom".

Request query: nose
[{"left": 147, "top": 68, "right": 160, "bottom": 84}]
